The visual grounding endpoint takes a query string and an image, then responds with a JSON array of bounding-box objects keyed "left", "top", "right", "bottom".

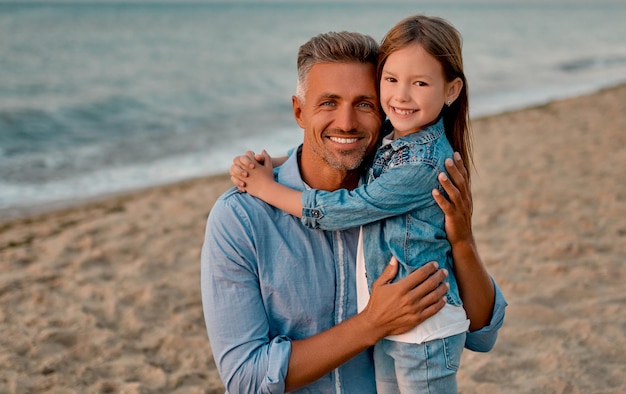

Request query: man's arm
[
  {"left": 286, "top": 258, "right": 448, "bottom": 391},
  {"left": 433, "top": 152, "right": 506, "bottom": 344}
]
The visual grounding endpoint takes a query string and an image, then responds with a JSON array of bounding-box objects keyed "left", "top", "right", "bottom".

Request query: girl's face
[{"left": 380, "top": 43, "right": 461, "bottom": 139}]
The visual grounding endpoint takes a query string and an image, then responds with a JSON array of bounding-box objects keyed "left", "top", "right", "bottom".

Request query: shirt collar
[
  {"left": 275, "top": 145, "right": 308, "bottom": 192},
  {"left": 384, "top": 117, "right": 446, "bottom": 151}
]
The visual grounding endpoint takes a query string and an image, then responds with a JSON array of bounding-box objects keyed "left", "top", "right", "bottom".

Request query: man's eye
[
  {"left": 321, "top": 101, "right": 335, "bottom": 107},
  {"left": 358, "top": 102, "right": 374, "bottom": 109}
]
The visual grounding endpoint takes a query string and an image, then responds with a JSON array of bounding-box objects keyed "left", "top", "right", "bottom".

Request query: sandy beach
[{"left": 1, "top": 84, "right": 625, "bottom": 393}]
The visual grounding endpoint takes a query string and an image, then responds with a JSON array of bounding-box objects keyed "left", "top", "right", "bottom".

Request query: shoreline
[
  {"left": 0, "top": 174, "right": 231, "bottom": 226},
  {"left": 1, "top": 84, "right": 625, "bottom": 392},
  {"left": 3, "top": 82, "right": 625, "bottom": 226}
]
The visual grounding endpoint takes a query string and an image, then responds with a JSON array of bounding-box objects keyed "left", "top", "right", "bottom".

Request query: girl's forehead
[{"left": 384, "top": 45, "right": 443, "bottom": 72}]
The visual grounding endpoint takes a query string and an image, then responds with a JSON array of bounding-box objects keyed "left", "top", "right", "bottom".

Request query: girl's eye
[
  {"left": 415, "top": 81, "right": 427, "bottom": 87},
  {"left": 385, "top": 77, "right": 397, "bottom": 83}
]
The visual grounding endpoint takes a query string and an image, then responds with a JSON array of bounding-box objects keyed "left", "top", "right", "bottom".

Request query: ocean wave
[
  {"left": 559, "top": 55, "right": 626, "bottom": 72},
  {"left": 0, "top": 95, "right": 152, "bottom": 157}
]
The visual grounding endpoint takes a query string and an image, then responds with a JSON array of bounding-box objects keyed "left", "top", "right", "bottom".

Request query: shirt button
[{"left": 313, "top": 210, "right": 320, "bottom": 217}]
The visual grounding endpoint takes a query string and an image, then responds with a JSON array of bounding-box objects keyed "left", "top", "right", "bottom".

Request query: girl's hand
[
  {"left": 235, "top": 150, "right": 275, "bottom": 198},
  {"left": 230, "top": 151, "right": 263, "bottom": 192}
]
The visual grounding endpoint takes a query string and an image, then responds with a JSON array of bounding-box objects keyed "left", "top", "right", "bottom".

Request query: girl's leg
[
  {"left": 389, "top": 333, "right": 466, "bottom": 393},
  {"left": 374, "top": 340, "right": 400, "bottom": 394}
]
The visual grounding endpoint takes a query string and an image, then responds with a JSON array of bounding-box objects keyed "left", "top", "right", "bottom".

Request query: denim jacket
[{"left": 301, "top": 118, "right": 461, "bottom": 306}]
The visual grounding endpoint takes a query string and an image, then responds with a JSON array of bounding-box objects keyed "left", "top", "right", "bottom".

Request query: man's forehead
[{"left": 306, "top": 62, "right": 377, "bottom": 97}]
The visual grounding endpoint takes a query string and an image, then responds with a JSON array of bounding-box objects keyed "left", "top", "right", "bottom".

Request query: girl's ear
[
  {"left": 292, "top": 96, "right": 306, "bottom": 129},
  {"left": 446, "top": 77, "right": 463, "bottom": 104}
]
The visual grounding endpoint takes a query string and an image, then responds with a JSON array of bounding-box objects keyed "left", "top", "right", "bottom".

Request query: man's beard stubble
[{"left": 314, "top": 144, "right": 368, "bottom": 172}]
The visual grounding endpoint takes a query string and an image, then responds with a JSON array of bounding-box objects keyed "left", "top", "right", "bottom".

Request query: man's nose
[{"left": 335, "top": 106, "right": 359, "bottom": 132}]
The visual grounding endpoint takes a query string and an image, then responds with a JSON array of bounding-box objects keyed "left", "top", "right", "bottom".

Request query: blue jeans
[{"left": 374, "top": 332, "right": 466, "bottom": 394}]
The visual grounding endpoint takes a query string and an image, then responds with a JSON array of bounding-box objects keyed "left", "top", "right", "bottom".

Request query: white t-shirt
[{"left": 356, "top": 227, "right": 469, "bottom": 344}]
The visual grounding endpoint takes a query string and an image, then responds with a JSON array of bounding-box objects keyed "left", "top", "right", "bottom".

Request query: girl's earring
[{"left": 446, "top": 100, "right": 453, "bottom": 107}]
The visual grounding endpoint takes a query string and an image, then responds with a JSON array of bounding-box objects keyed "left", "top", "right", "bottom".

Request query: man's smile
[{"left": 328, "top": 136, "right": 360, "bottom": 144}]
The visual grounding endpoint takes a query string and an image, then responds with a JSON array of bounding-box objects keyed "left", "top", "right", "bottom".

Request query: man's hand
[
  {"left": 433, "top": 152, "right": 496, "bottom": 331},
  {"left": 285, "top": 258, "right": 447, "bottom": 392},
  {"left": 360, "top": 258, "right": 448, "bottom": 341},
  {"left": 432, "top": 151, "right": 474, "bottom": 246}
]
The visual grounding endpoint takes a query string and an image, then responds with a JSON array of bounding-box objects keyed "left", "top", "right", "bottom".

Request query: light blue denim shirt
[
  {"left": 301, "top": 118, "right": 461, "bottom": 306},
  {"left": 201, "top": 146, "right": 507, "bottom": 393}
]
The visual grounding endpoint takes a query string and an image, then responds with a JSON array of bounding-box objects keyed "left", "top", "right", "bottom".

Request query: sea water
[{"left": 1, "top": 1, "right": 625, "bottom": 214}]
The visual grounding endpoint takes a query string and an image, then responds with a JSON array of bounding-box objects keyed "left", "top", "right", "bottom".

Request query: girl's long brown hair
[{"left": 378, "top": 15, "right": 473, "bottom": 182}]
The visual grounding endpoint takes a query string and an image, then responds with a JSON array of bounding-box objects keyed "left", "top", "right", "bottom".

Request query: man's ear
[
  {"left": 446, "top": 77, "right": 463, "bottom": 104},
  {"left": 292, "top": 96, "right": 306, "bottom": 129}
]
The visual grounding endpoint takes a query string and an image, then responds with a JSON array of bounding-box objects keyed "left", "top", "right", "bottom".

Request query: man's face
[{"left": 293, "top": 62, "right": 382, "bottom": 173}]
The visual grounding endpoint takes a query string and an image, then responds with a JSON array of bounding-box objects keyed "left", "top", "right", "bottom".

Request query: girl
[{"left": 233, "top": 15, "right": 472, "bottom": 393}]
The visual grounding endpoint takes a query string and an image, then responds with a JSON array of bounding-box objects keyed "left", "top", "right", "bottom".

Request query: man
[{"left": 202, "top": 31, "right": 506, "bottom": 393}]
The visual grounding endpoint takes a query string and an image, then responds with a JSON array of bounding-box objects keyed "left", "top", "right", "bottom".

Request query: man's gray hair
[{"left": 296, "top": 31, "right": 379, "bottom": 101}]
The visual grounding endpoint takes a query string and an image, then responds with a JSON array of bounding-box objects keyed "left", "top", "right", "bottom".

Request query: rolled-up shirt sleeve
[
  {"left": 464, "top": 279, "right": 508, "bottom": 352},
  {"left": 201, "top": 194, "right": 291, "bottom": 393}
]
